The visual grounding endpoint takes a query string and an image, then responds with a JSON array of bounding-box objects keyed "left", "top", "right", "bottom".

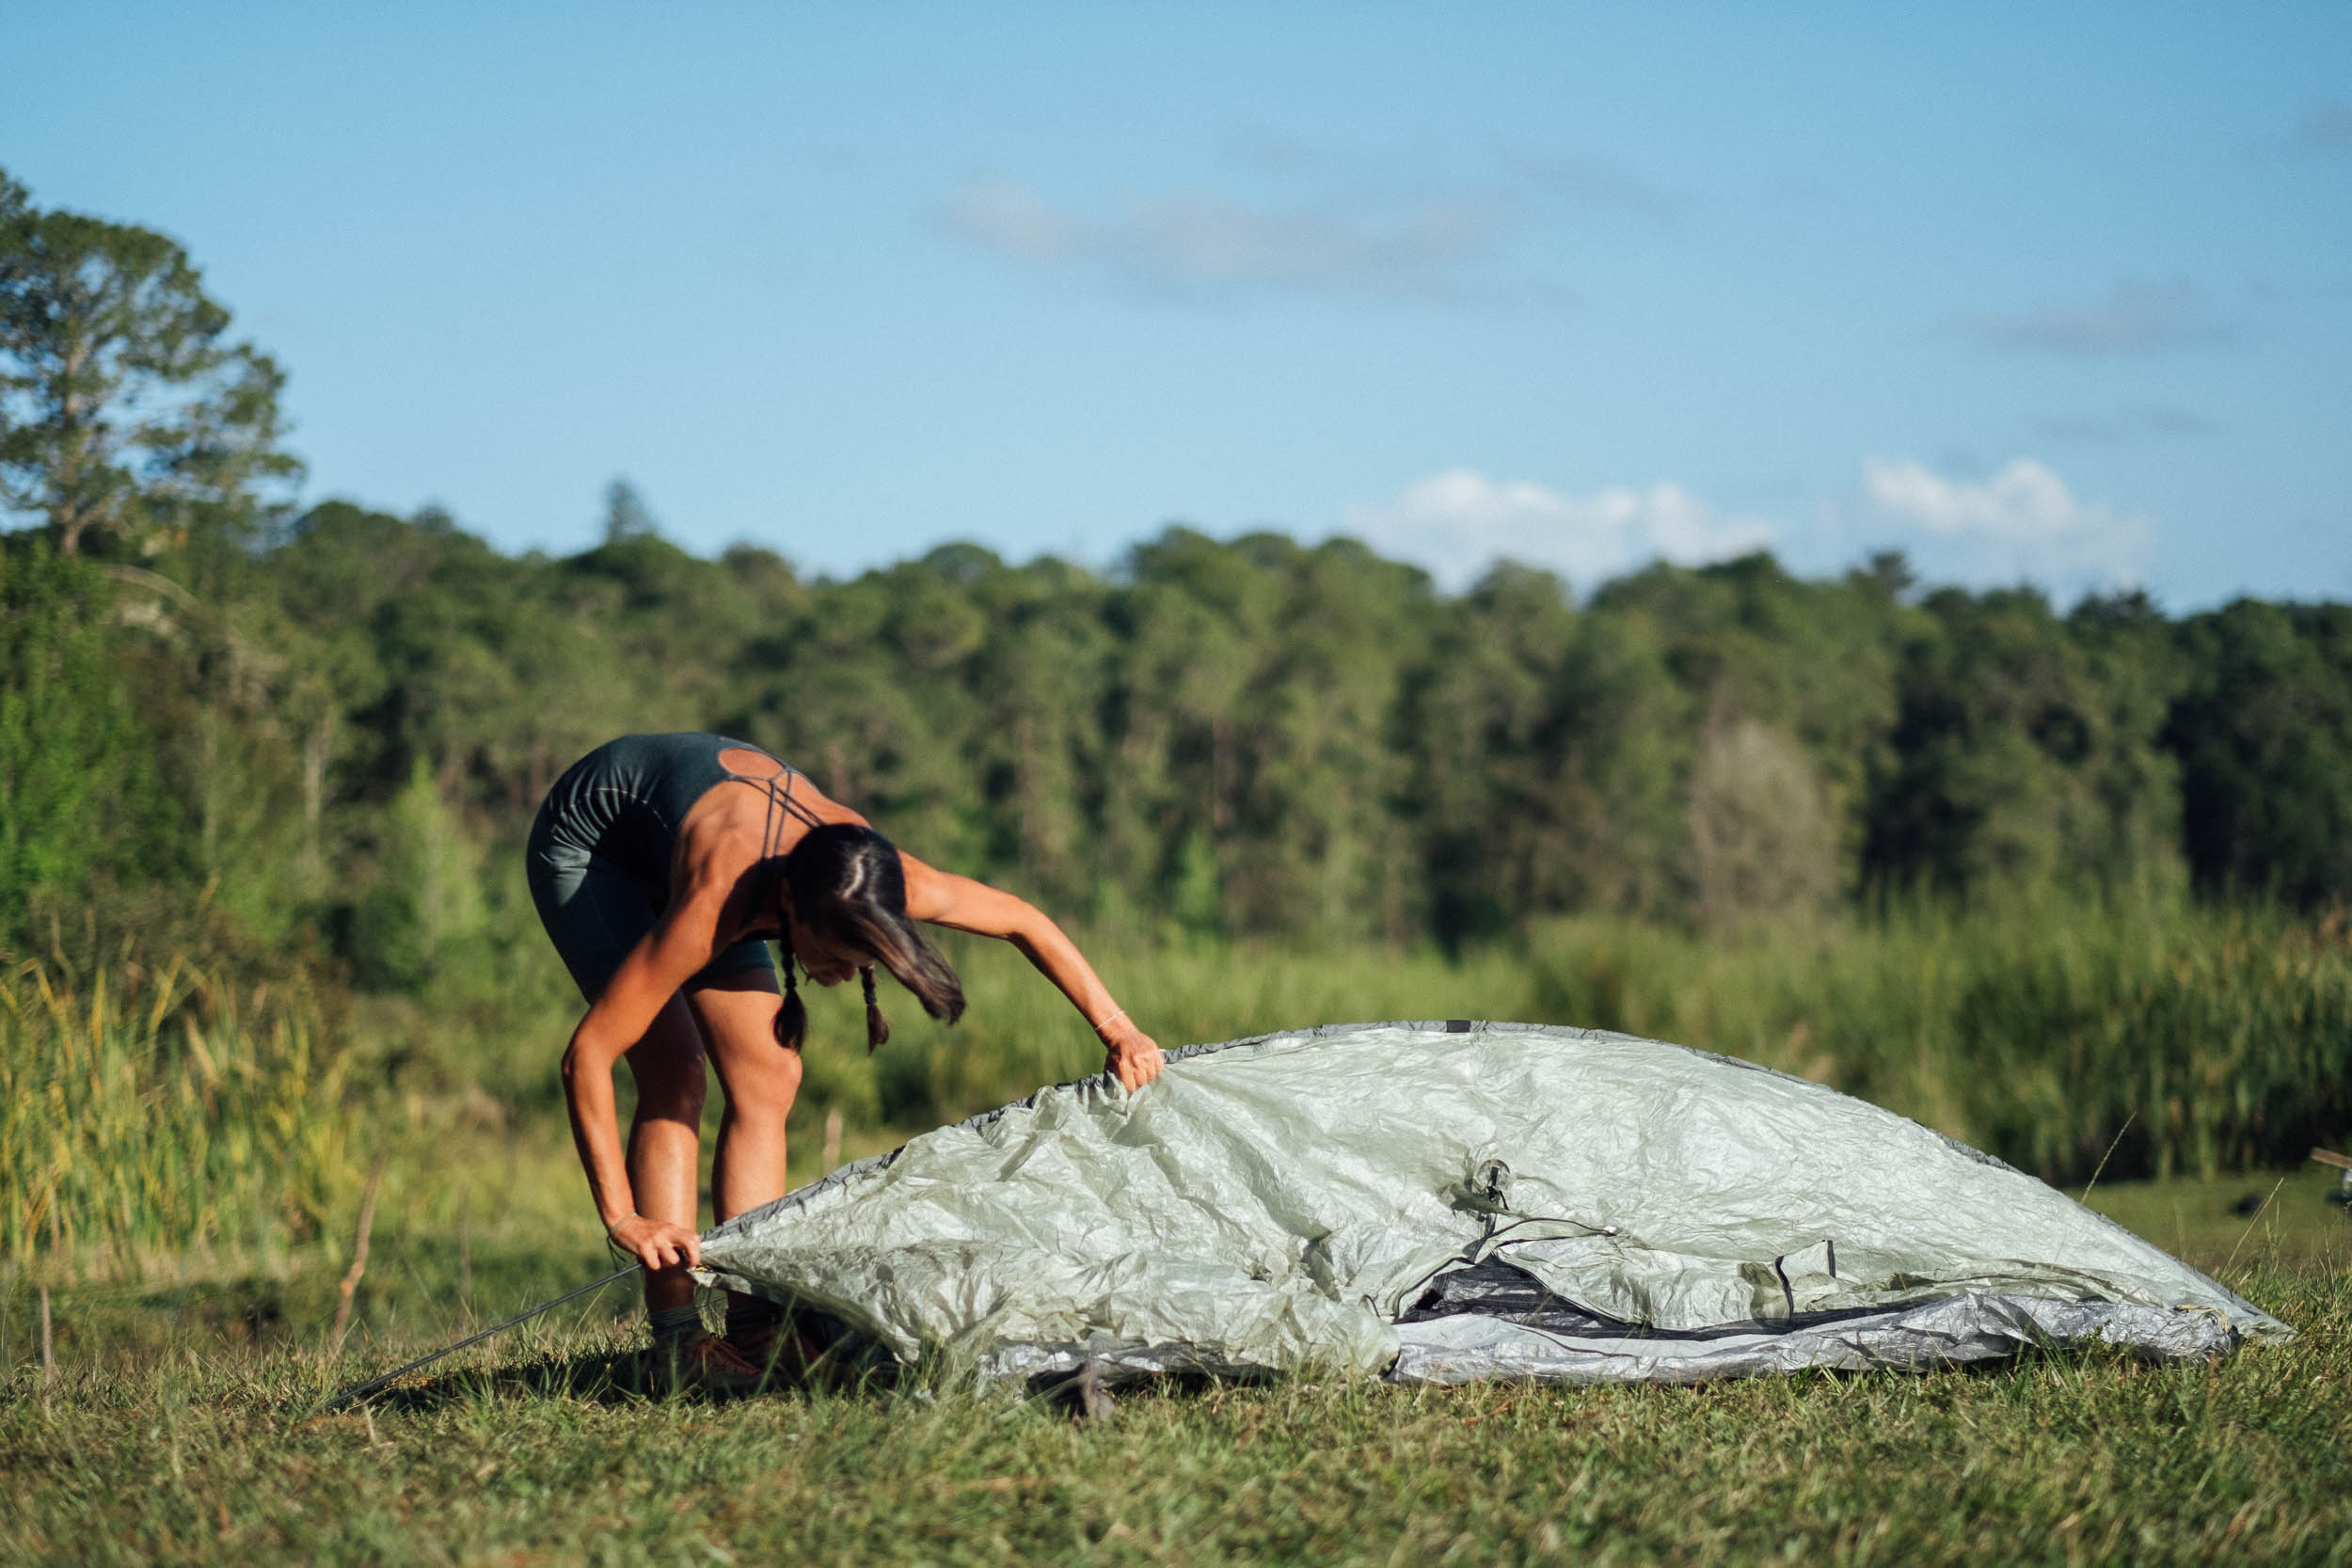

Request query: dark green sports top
[{"left": 536, "top": 733, "right": 812, "bottom": 897}]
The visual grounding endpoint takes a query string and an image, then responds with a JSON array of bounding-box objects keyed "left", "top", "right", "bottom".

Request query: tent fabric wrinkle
[{"left": 695, "top": 1021, "right": 2287, "bottom": 1386}]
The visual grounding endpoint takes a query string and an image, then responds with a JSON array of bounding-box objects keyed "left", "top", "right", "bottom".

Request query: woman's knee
[
  {"left": 623, "top": 998, "right": 710, "bottom": 1124},
  {"left": 687, "top": 979, "right": 803, "bottom": 1121},
  {"left": 634, "top": 1072, "right": 707, "bottom": 1127},
  {"left": 723, "top": 1048, "right": 803, "bottom": 1125}
]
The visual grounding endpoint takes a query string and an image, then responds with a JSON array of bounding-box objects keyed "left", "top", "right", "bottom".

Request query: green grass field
[
  {"left": 5, "top": 1173, "right": 2346, "bottom": 1567},
  {"left": 8, "top": 905, "right": 2351, "bottom": 1564}
]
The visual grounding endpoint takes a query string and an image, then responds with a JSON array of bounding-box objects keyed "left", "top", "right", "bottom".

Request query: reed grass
[
  {"left": 0, "top": 955, "right": 358, "bottom": 1279},
  {"left": 804, "top": 893, "right": 2352, "bottom": 1183},
  {"left": 10, "top": 894, "right": 2349, "bottom": 1284},
  {"left": 1509, "top": 895, "right": 2352, "bottom": 1180}
]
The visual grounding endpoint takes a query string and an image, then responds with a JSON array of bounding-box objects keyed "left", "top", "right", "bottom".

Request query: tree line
[{"left": 4, "top": 166, "right": 2349, "bottom": 990}]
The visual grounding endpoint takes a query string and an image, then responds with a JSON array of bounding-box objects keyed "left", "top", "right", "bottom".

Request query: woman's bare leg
[
  {"left": 622, "top": 992, "right": 709, "bottom": 1313},
  {"left": 686, "top": 971, "right": 799, "bottom": 1221}
]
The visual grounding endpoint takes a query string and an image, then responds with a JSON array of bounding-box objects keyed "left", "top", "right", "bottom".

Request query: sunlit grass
[
  {"left": 0, "top": 956, "right": 357, "bottom": 1278},
  {"left": 10, "top": 896, "right": 2350, "bottom": 1288},
  {"left": 5, "top": 1229, "right": 2344, "bottom": 1567},
  {"left": 850, "top": 894, "right": 2352, "bottom": 1182},
  {"left": 8, "top": 895, "right": 2351, "bottom": 1563}
]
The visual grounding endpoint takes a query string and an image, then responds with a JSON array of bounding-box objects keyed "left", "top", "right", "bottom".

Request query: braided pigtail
[
  {"left": 861, "top": 965, "right": 891, "bottom": 1053},
  {"left": 774, "top": 954, "right": 809, "bottom": 1052}
]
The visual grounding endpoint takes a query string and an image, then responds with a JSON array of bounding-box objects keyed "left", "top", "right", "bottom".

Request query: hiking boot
[
  {"left": 642, "top": 1328, "right": 771, "bottom": 1399},
  {"left": 723, "top": 1314, "right": 835, "bottom": 1381}
]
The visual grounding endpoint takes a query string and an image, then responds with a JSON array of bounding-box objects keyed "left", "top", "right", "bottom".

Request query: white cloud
[
  {"left": 945, "top": 139, "right": 1680, "bottom": 306},
  {"left": 943, "top": 178, "right": 1553, "bottom": 305},
  {"left": 1854, "top": 457, "right": 2153, "bottom": 589},
  {"left": 1119, "top": 194, "right": 1497, "bottom": 292},
  {"left": 1960, "top": 278, "right": 2225, "bottom": 356},
  {"left": 1340, "top": 459, "right": 2153, "bottom": 599},
  {"left": 1500, "top": 149, "right": 1686, "bottom": 227},
  {"left": 1340, "top": 469, "right": 1775, "bottom": 591},
  {"left": 944, "top": 178, "right": 1084, "bottom": 262},
  {"left": 2029, "top": 403, "right": 2217, "bottom": 444},
  {"left": 2296, "top": 99, "right": 2352, "bottom": 154}
]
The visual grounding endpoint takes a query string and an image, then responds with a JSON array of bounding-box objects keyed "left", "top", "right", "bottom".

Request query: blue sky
[{"left": 6, "top": 2, "right": 2346, "bottom": 605}]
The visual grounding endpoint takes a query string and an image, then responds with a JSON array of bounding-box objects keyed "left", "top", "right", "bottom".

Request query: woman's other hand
[
  {"left": 608, "top": 1212, "right": 703, "bottom": 1272},
  {"left": 1100, "top": 1017, "right": 1166, "bottom": 1091}
]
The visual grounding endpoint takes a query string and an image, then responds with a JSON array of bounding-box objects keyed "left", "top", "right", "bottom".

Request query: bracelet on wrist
[{"left": 1090, "top": 1006, "right": 1128, "bottom": 1037}]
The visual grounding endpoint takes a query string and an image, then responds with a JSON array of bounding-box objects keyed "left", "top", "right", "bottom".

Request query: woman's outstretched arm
[
  {"left": 559, "top": 877, "right": 736, "bottom": 1270},
  {"left": 899, "top": 854, "right": 1166, "bottom": 1090}
]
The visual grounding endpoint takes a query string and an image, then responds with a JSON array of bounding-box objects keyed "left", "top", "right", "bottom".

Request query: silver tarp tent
[{"left": 696, "top": 1021, "right": 2288, "bottom": 1386}]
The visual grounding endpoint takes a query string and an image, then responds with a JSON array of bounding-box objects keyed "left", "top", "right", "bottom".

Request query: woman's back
[{"left": 535, "top": 732, "right": 772, "bottom": 895}]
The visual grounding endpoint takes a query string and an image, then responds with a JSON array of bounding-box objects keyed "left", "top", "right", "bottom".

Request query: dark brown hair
[{"left": 773, "top": 823, "right": 965, "bottom": 1052}]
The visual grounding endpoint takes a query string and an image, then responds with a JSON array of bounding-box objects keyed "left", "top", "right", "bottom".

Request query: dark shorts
[{"left": 526, "top": 814, "right": 775, "bottom": 1003}]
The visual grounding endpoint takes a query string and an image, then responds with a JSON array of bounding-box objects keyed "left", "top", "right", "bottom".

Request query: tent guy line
[{"left": 313, "top": 1261, "right": 642, "bottom": 1415}]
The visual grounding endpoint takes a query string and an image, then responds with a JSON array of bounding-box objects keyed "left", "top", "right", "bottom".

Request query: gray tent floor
[
  {"left": 755, "top": 1259, "right": 2242, "bottom": 1390},
  {"left": 702, "top": 1021, "right": 2282, "bottom": 1388},
  {"left": 965, "top": 1269, "right": 2242, "bottom": 1390}
]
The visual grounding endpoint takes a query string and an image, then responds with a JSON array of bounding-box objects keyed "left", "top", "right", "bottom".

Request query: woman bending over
[{"left": 527, "top": 732, "right": 1164, "bottom": 1390}]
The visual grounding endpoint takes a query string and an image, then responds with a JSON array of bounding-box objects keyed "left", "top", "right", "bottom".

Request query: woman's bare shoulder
[
  {"left": 787, "top": 778, "right": 868, "bottom": 828},
  {"left": 715, "top": 745, "right": 785, "bottom": 780},
  {"left": 677, "top": 762, "right": 866, "bottom": 871},
  {"left": 715, "top": 748, "right": 865, "bottom": 823}
]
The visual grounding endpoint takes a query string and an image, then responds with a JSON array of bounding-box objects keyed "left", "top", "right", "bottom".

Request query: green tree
[
  {"left": 1593, "top": 553, "right": 1912, "bottom": 901},
  {"left": 600, "top": 478, "right": 660, "bottom": 544},
  {"left": 0, "top": 539, "right": 159, "bottom": 937},
  {"left": 1105, "top": 529, "right": 1277, "bottom": 931},
  {"left": 1407, "top": 562, "right": 1580, "bottom": 945},
  {"left": 1863, "top": 587, "right": 2179, "bottom": 898},
  {"left": 0, "top": 168, "right": 298, "bottom": 562},
  {"left": 2169, "top": 599, "right": 2352, "bottom": 907}
]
